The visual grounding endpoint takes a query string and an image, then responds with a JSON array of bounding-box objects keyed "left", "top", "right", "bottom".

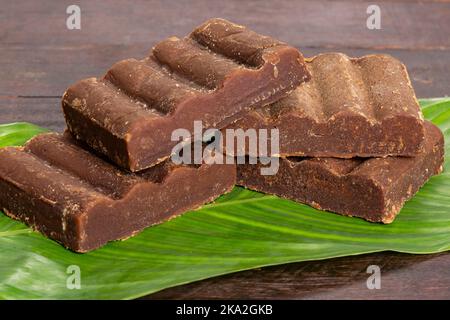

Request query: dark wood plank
[
  {"left": 0, "top": 44, "right": 144, "bottom": 96},
  {"left": 2, "top": 0, "right": 450, "bottom": 49},
  {"left": 0, "top": 97, "right": 62, "bottom": 131},
  {"left": 146, "top": 252, "right": 450, "bottom": 300},
  {"left": 2, "top": 0, "right": 450, "bottom": 97},
  {"left": 1, "top": 46, "right": 450, "bottom": 97}
]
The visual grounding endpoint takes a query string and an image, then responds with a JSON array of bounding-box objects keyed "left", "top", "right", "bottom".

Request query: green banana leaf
[{"left": 0, "top": 98, "right": 449, "bottom": 299}]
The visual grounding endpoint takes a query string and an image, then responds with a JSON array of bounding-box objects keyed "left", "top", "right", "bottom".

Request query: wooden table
[{"left": 1, "top": 0, "right": 449, "bottom": 299}]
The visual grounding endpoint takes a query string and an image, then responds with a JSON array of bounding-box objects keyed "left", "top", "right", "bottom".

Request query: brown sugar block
[
  {"left": 62, "top": 18, "right": 310, "bottom": 172},
  {"left": 0, "top": 133, "right": 236, "bottom": 252},
  {"left": 237, "top": 121, "right": 443, "bottom": 223},
  {"left": 229, "top": 53, "right": 425, "bottom": 158}
]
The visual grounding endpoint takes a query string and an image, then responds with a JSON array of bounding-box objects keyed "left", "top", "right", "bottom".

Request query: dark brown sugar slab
[
  {"left": 62, "top": 18, "right": 310, "bottom": 172},
  {"left": 0, "top": 133, "right": 236, "bottom": 252},
  {"left": 237, "top": 121, "right": 444, "bottom": 223},
  {"left": 229, "top": 53, "right": 426, "bottom": 158}
]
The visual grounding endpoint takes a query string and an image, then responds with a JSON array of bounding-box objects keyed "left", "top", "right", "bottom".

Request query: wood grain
[
  {"left": 2, "top": 0, "right": 450, "bottom": 49},
  {"left": 0, "top": 97, "right": 62, "bottom": 131},
  {"left": 146, "top": 252, "right": 450, "bottom": 300},
  {"left": 0, "top": 0, "right": 449, "bottom": 300},
  {"left": 1, "top": 46, "right": 449, "bottom": 98}
]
